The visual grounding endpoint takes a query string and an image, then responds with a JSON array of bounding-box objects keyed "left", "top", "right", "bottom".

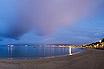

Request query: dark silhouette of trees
[{"left": 101, "top": 38, "right": 104, "bottom": 43}]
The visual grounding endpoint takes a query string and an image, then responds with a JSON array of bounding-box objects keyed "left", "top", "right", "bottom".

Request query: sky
[{"left": 0, "top": 0, "right": 104, "bottom": 45}]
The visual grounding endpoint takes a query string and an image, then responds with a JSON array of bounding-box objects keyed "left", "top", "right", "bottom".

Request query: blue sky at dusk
[{"left": 0, "top": 0, "right": 104, "bottom": 45}]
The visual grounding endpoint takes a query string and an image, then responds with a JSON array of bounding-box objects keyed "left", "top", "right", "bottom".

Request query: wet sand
[{"left": 0, "top": 49, "right": 104, "bottom": 69}]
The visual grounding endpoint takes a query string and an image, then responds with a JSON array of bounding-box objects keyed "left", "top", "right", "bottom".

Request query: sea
[{"left": 0, "top": 45, "right": 83, "bottom": 59}]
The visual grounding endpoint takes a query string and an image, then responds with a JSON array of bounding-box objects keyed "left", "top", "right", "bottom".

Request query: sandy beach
[{"left": 0, "top": 49, "right": 104, "bottom": 69}]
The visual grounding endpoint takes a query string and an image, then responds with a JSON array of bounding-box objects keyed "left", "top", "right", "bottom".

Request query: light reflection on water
[
  {"left": 0, "top": 46, "right": 83, "bottom": 59},
  {"left": 69, "top": 46, "right": 72, "bottom": 55}
]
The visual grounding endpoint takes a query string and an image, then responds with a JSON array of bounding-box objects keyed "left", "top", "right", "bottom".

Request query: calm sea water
[{"left": 0, "top": 45, "right": 83, "bottom": 59}]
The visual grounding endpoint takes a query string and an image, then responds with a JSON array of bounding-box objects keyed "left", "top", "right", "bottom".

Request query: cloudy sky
[{"left": 0, "top": 0, "right": 104, "bottom": 45}]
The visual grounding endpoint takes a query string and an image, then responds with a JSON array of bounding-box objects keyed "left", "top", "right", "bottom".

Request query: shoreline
[
  {"left": 0, "top": 50, "right": 83, "bottom": 60},
  {"left": 0, "top": 49, "right": 104, "bottom": 69}
]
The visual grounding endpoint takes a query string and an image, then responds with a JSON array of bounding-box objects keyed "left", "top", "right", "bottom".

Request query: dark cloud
[{"left": 0, "top": 0, "right": 104, "bottom": 39}]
